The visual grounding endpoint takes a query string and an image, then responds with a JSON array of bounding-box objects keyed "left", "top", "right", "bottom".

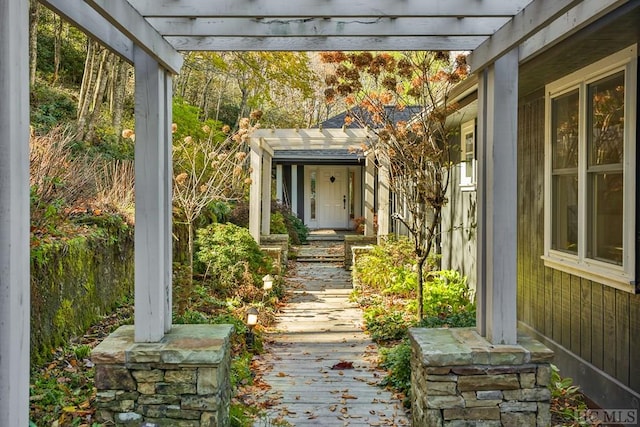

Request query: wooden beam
[
  {"left": 519, "top": 0, "right": 630, "bottom": 62},
  {"left": 163, "top": 73, "right": 173, "bottom": 334},
  {"left": 84, "top": 0, "right": 183, "bottom": 73},
  {"left": 261, "top": 152, "right": 272, "bottom": 236},
  {"left": 166, "top": 35, "right": 488, "bottom": 52},
  {"left": 128, "top": 0, "right": 531, "bottom": 18},
  {"left": 249, "top": 141, "right": 262, "bottom": 241},
  {"left": 148, "top": 17, "right": 509, "bottom": 37},
  {"left": 134, "top": 46, "right": 170, "bottom": 342},
  {"left": 476, "top": 48, "right": 519, "bottom": 345},
  {"left": 0, "top": 0, "right": 30, "bottom": 425},
  {"left": 39, "top": 0, "right": 134, "bottom": 63},
  {"left": 469, "top": 0, "right": 584, "bottom": 72}
]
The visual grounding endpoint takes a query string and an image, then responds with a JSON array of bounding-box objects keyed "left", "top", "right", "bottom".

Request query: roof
[
  {"left": 273, "top": 149, "right": 365, "bottom": 164},
  {"left": 319, "top": 106, "right": 424, "bottom": 129}
]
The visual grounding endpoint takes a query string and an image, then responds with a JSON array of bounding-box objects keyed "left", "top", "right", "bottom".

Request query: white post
[
  {"left": 276, "top": 164, "right": 283, "bottom": 203},
  {"left": 291, "top": 165, "right": 298, "bottom": 216},
  {"left": 0, "top": 0, "right": 30, "bottom": 424},
  {"left": 476, "top": 48, "right": 519, "bottom": 345},
  {"left": 134, "top": 46, "right": 169, "bottom": 342},
  {"left": 262, "top": 151, "right": 272, "bottom": 236},
  {"left": 249, "top": 141, "right": 262, "bottom": 241},
  {"left": 364, "top": 153, "right": 376, "bottom": 237},
  {"left": 377, "top": 163, "right": 390, "bottom": 239},
  {"left": 163, "top": 72, "right": 173, "bottom": 334}
]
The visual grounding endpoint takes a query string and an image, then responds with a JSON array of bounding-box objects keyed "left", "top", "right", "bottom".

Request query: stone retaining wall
[
  {"left": 343, "top": 235, "right": 376, "bottom": 269},
  {"left": 410, "top": 327, "right": 553, "bottom": 427},
  {"left": 260, "top": 234, "right": 289, "bottom": 265},
  {"left": 92, "top": 324, "right": 233, "bottom": 427}
]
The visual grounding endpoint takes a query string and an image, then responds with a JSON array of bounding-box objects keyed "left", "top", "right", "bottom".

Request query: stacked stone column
[
  {"left": 92, "top": 324, "right": 233, "bottom": 427},
  {"left": 410, "top": 327, "right": 553, "bottom": 426}
]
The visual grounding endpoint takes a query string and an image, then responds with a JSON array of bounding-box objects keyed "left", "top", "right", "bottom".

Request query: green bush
[
  {"left": 270, "top": 212, "right": 288, "bottom": 234},
  {"left": 363, "top": 306, "right": 413, "bottom": 343},
  {"left": 380, "top": 340, "right": 412, "bottom": 397},
  {"left": 30, "top": 83, "right": 77, "bottom": 134},
  {"left": 195, "top": 223, "right": 272, "bottom": 294},
  {"left": 423, "top": 270, "right": 474, "bottom": 318},
  {"left": 271, "top": 202, "right": 309, "bottom": 244},
  {"left": 354, "top": 237, "right": 416, "bottom": 293}
]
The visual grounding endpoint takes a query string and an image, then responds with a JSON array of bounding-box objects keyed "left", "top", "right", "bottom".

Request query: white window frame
[
  {"left": 543, "top": 44, "right": 637, "bottom": 293},
  {"left": 460, "top": 119, "right": 477, "bottom": 190}
]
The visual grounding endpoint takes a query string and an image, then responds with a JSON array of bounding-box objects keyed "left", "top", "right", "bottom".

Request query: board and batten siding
[{"left": 516, "top": 92, "right": 640, "bottom": 398}]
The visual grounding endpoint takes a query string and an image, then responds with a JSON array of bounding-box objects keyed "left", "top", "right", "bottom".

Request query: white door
[{"left": 317, "top": 168, "right": 348, "bottom": 229}]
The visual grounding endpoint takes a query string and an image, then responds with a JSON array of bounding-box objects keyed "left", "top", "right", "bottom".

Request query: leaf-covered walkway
[{"left": 252, "top": 238, "right": 410, "bottom": 426}]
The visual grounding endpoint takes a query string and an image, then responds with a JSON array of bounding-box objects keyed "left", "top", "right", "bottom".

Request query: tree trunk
[
  {"left": 77, "top": 40, "right": 98, "bottom": 139},
  {"left": 111, "top": 58, "right": 128, "bottom": 137},
  {"left": 85, "top": 49, "right": 113, "bottom": 142},
  {"left": 52, "top": 15, "right": 63, "bottom": 84},
  {"left": 28, "top": 0, "right": 39, "bottom": 86}
]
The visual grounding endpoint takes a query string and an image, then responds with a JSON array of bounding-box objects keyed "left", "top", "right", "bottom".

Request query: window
[
  {"left": 460, "top": 119, "right": 476, "bottom": 189},
  {"left": 544, "top": 45, "right": 637, "bottom": 292},
  {"left": 310, "top": 170, "right": 317, "bottom": 220}
]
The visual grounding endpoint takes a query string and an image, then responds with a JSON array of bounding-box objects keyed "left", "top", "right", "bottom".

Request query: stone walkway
[{"left": 253, "top": 240, "right": 410, "bottom": 426}]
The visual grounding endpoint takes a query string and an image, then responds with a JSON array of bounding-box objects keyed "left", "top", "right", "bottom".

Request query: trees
[
  {"left": 171, "top": 107, "right": 259, "bottom": 280},
  {"left": 321, "top": 51, "right": 468, "bottom": 320}
]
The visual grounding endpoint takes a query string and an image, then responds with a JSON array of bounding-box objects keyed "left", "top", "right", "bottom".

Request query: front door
[{"left": 317, "top": 167, "right": 348, "bottom": 229}]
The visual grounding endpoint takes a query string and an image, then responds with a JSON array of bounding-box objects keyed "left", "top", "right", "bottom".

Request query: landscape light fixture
[
  {"left": 262, "top": 274, "right": 274, "bottom": 291},
  {"left": 245, "top": 307, "right": 259, "bottom": 350}
]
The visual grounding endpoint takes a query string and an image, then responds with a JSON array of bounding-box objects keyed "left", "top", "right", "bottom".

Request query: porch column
[
  {"left": 291, "top": 165, "right": 298, "bottom": 216},
  {"left": 276, "top": 164, "right": 283, "bottom": 203},
  {"left": 377, "top": 162, "right": 390, "bottom": 239},
  {"left": 261, "top": 150, "right": 272, "bottom": 235},
  {"left": 364, "top": 153, "right": 376, "bottom": 237},
  {"left": 249, "top": 140, "right": 262, "bottom": 241},
  {"left": 476, "top": 48, "right": 519, "bottom": 345},
  {"left": 0, "top": 0, "right": 30, "bottom": 424},
  {"left": 134, "top": 46, "right": 172, "bottom": 342}
]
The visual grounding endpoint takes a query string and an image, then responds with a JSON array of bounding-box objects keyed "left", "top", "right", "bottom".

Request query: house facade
[{"left": 442, "top": 4, "right": 640, "bottom": 410}]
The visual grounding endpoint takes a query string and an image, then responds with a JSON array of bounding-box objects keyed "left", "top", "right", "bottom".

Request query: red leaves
[{"left": 331, "top": 360, "right": 354, "bottom": 370}]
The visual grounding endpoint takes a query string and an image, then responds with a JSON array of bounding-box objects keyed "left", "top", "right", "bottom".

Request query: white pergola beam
[
  {"left": 0, "top": 2, "right": 30, "bottom": 426},
  {"left": 476, "top": 48, "right": 519, "bottom": 345},
  {"left": 469, "top": 0, "right": 583, "bottom": 72},
  {"left": 249, "top": 141, "right": 262, "bottom": 241},
  {"left": 128, "top": 0, "right": 531, "bottom": 17},
  {"left": 519, "top": 0, "right": 630, "bottom": 62},
  {"left": 148, "top": 17, "right": 510, "bottom": 37},
  {"left": 167, "top": 35, "right": 489, "bottom": 52},
  {"left": 134, "top": 46, "right": 172, "bottom": 342},
  {"left": 39, "top": 0, "right": 134, "bottom": 63},
  {"left": 84, "top": 0, "right": 183, "bottom": 73}
]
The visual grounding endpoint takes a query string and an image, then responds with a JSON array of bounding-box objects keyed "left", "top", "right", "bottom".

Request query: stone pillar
[
  {"left": 92, "top": 325, "right": 233, "bottom": 427},
  {"left": 344, "top": 235, "right": 376, "bottom": 270},
  {"left": 409, "top": 328, "right": 553, "bottom": 427},
  {"left": 0, "top": 0, "right": 30, "bottom": 424}
]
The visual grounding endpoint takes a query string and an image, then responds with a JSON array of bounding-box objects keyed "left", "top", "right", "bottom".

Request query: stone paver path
[{"left": 254, "top": 241, "right": 410, "bottom": 426}]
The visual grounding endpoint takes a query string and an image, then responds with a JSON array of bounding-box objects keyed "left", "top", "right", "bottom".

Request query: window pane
[
  {"left": 552, "top": 174, "right": 578, "bottom": 254},
  {"left": 310, "top": 171, "right": 317, "bottom": 220},
  {"left": 464, "top": 131, "right": 474, "bottom": 179},
  {"left": 588, "top": 172, "right": 623, "bottom": 265},
  {"left": 588, "top": 72, "right": 624, "bottom": 166},
  {"left": 552, "top": 90, "right": 579, "bottom": 169}
]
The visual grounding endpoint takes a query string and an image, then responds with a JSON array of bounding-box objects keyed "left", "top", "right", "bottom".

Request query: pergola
[{"left": 1, "top": 0, "right": 625, "bottom": 424}]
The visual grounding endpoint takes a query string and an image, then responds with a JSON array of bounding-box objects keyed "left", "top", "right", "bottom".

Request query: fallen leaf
[{"left": 331, "top": 361, "right": 354, "bottom": 370}]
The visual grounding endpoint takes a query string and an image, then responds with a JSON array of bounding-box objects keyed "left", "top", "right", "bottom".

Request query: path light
[
  {"left": 262, "top": 274, "right": 274, "bottom": 291},
  {"left": 245, "top": 307, "right": 259, "bottom": 350}
]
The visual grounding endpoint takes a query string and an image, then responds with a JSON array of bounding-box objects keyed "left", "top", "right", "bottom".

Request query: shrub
[
  {"left": 380, "top": 340, "right": 412, "bottom": 397},
  {"left": 423, "top": 270, "right": 474, "bottom": 318},
  {"left": 354, "top": 237, "right": 416, "bottom": 292},
  {"left": 270, "top": 212, "right": 288, "bottom": 234},
  {"left": 363, "top": 306, "right": 413, "bottom": 343},
  {"left": 195, "top": 223, "right": 272, "bottom": 294},
  {"left": 271, "top": 202, "right": 309, "bottom": 244}
]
